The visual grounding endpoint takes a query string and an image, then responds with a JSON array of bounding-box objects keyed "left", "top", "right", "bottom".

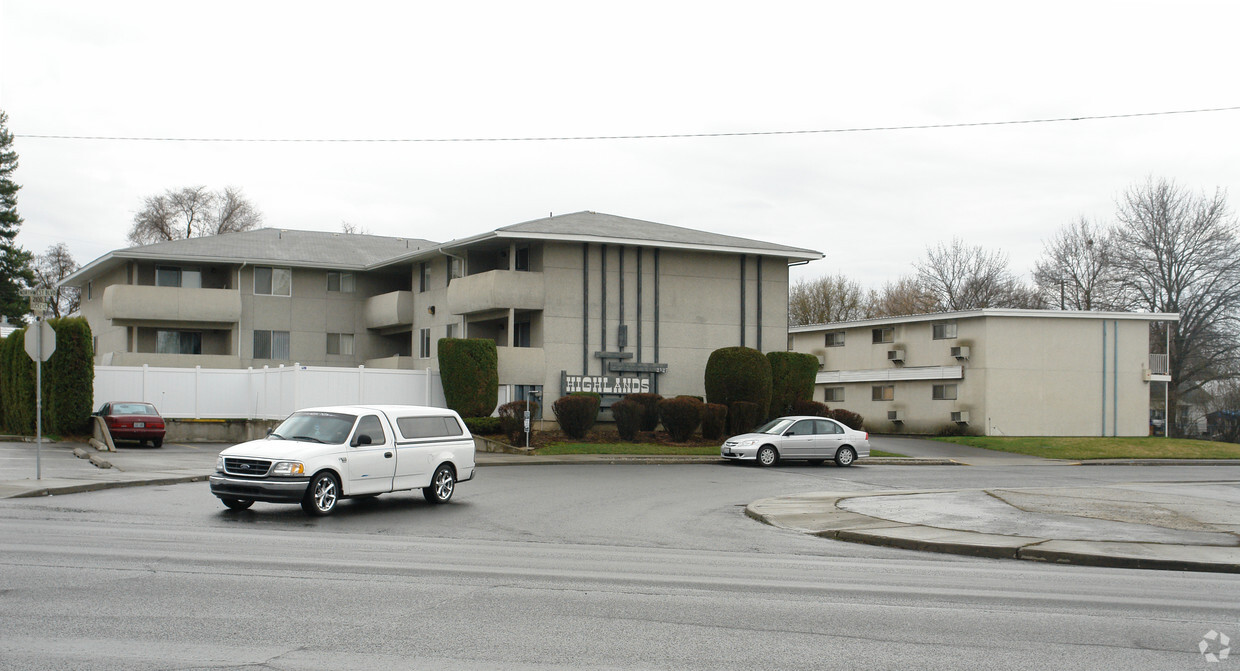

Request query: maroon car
[{"left": 96, "top": 402, "right": 166, "bottom": 447}]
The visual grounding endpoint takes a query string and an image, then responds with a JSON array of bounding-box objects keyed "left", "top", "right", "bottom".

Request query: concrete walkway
[{"left": 747, "top": 483, "right": 1240, "bottom": 574}]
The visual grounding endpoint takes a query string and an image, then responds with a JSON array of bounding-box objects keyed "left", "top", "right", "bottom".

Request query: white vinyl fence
[{"left": 93, "top": 364, "right": 448, "bottom": 420}]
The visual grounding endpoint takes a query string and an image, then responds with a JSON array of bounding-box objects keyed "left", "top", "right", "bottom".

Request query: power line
[{"left": 14, "top": 105, "right": 1240, "bottom": 144}]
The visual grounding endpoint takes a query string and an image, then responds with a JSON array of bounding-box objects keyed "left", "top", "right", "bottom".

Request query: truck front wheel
[
  {"left": 424, "top": 465, "right": 455, "bottom": 504},
  {"left": 302, "top": 472, "right": 340, "bottom": 516}
]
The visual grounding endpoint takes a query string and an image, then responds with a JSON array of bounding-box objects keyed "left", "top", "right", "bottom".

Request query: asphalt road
[{"left": 2, "top": 462, "right": 1238, "bottom": 670}]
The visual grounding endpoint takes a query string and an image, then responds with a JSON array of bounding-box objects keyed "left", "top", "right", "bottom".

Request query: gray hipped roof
[{"left": 117, "top": 228, "right": 435, "bottom": 267}]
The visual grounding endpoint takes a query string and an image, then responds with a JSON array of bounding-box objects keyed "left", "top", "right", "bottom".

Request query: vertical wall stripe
[
  {"left": 600, "top": 244, "right": 608, "bottom": 352},
  {"left": 653, "top": 248, "right": 660, "bottom": 395},
  {"left": 1112, "top": 320, "right": 1119, "bottom": 437},
  {"left": 618, "top": 246, "right": 624, "bottom": 346},
  {"left": 636, "top": 248, "right": 643, "bottom": 362},
  {"left": 1101, "top": 321, "right": 1107, "bottom": 436},
  {"left": 582, "top": 244, "right": 589, "bottom": 374},
  {"left": 739, "top": 254, "right": 747, "bottom": 346},
  {"left": 756, "top": 256, "right": 763, "bottom": 352}
]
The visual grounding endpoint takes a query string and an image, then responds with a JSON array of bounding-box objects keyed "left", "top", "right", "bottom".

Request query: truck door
[{"left": 345, "top": 414, "right": 397, "bottom": 495}]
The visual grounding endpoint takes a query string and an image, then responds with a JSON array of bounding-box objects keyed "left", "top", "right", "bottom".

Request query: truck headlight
[
  {"left": 216, "top": 456, "right": 225, "bottom": 472},
  {"left": 272, "top": 461, "right": 305, "bottom": 476}
]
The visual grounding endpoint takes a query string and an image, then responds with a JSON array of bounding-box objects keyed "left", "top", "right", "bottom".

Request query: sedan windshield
[
  {"left": 272, "top": 411, "right": 356, "bottom": 444},
  {"left": 753, "top": 419, "right": 795, "bottom": 435}
]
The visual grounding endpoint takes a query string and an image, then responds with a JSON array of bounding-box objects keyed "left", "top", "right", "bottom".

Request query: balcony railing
[
  {"left": 447, "top": 270, "right": 544, "bottom": 315},
  {"left": 365, "top": 291, "right": 416, "bottom": 330},
  {"left": 1150, "top": 354, "right": 1169, "bottom": 375},
  {"left": 102, "top": 285, "right": 241, "bottom": 324}
]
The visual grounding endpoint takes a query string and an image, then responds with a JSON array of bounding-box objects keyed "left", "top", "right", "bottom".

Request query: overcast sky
[{"left": 2, "top": 0, "right": 1237, "bottom": 290}]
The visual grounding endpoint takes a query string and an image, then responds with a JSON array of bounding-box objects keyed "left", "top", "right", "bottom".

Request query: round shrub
[
  {"left": 700, "top": 403, "right": 728, "bottom": 440},
  {"left": 658, "top": 396, "right": 703, "bottom": 442},
  {"left": 498, "top": 400, "right": 539, "bottom": 445},
  {"left": 790, "top": 399, "right": 830, "bottom": 417},
  {"left": 610, "top": 399, "right": 644, "bottom": 441},
  {"left": 766, "top": 351, "right": 820, "bottom": 420},
  {"left": 828, "top": 408, "right": 865, "bottom": 431},
  {"left": 704, "top": 347, "right": 772, "bottom": 419},
  {"left": 553, "top": 394, "right": 600, "bottom": 439},
  {"left": 728, "top": 400, "right": 763, "bottom": 435},
  {"left": 463, "top": 417, "right": 502, "bottom": 435},
  {"left": 437, "top": 338, "right": 498, "bottom": 418},
  {"left": 625, "top": 393, "right": 663, "bottom": 431}
]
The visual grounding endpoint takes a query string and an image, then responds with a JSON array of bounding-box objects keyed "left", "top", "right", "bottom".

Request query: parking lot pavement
[{"left": 0, "top": 440, "right": 217, "bottom": 499}]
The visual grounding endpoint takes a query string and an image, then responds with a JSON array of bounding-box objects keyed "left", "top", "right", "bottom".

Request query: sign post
[{"left": 20, "top": 288, "right": 57, "bottom": 480}]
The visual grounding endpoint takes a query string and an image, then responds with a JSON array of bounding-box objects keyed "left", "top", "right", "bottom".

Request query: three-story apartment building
[{"left": 66, "top": 212, "right": 821, "bottom": 410}]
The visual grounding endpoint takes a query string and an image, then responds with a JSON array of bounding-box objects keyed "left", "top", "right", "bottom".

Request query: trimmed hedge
[
  {"left": 700, "top": 403, "right": 728, "bottom": 440},
  {"left": 0, "top": 318, "right": 95, "bottom": 435},
  {"left": 828, "top": 408, "right": 865, "bottom": 431},
  {"left": 437, "top": 338, "right": 498, "bottom": 418},
  {"left": 790, "top": 399, "right": 830, "bottom": 417},
  {"left": 766, "top": 351, "right": 820, "bottom": 420},
  {"left": 728, "top": 400, "right": 763, "bottom": 435},
  {"left": 658, "top": 396, "right": 703, "bottom": 442},
  {"left": 463, "top": 416, "right": 502, "bottom": 435},
  {"left": 553, "top": 394, "right": 600, "bottom": 439},
  {"left": 498, "top": 400, "right": 538, "bottom": 444},
  {"left": 704, "top": 347, "right": 772, "bottom": 422},
  {"left": 625, "top": 393, "right": 663, "bottom": 430},
  {"left": 610, "top": 399, "right": 644, "bottom": 441}
]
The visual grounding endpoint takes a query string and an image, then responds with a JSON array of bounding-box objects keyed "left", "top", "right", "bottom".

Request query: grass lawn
[{"left": 932, "top": 436, "right": 1240, "bottom": 460}]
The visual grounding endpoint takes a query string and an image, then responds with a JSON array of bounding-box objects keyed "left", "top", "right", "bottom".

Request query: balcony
[
  {"left": 498, "top": 346, "right": 545, "bottom": 385},
  {"left": 365, "top": 290, "right": 416, "bottom": 330},
  {"left": 447, "top": 270, "right": 544, "bottom": 315},
  {"left": 102, "top": 285, "right": 241, "bottom": 325},
  {"left": 102, "top": 352, "right": 242, "bottom": 369},
  {"left": 1148, "top": 354, "right": 1171, "bottom": 382}
]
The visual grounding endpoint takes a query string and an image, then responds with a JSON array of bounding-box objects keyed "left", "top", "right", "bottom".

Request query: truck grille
[{"left": 223, "top": 457, "right": 272, "bottom": 477}]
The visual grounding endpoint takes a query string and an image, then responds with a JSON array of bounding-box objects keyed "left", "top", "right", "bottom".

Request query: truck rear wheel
[{"left": 424, "top": 464, "right": 455, "bottom": 504}]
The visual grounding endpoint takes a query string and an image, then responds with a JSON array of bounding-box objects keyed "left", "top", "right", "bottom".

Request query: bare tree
[
  {"left": 914, "top": 238, "right": 1028, "bottom": 311},
  {"left": 865, "top": 276, "right": 938, "bottom": 318},
  {"left": 1205, "top": 377, "right": 1240, "bottom": 444},
  {"left": 33, "top": 242, "right": 79, "bottom": 317},
  {"left": 1110, "top": 177, "right": 1240, "bottom": 436},
  {"left": 128, "top": 186, "right": 262, "bottom": 245},
  {"left": 788, "top": 274, "right": 867, "bottom": 325},
  {"left": 1033, "top": 217, "right": 1125, "bottom": 310},
  {"left": 340, "top": 220, "right": 370, "bottom": 235}
]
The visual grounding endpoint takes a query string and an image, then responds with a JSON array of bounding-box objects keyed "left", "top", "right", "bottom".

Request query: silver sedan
[{"left": 721, "top": 416, "right": 870, "bottom": 467}]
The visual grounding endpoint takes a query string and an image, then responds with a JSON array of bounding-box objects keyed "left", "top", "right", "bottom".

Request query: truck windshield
[{"left": 271, "top": 412, "right": 356, "bottom": 444}]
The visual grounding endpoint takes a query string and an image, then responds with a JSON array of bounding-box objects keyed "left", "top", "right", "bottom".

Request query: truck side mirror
[{"left": 352, "top": 434, "right": 372, "bottom": 447}]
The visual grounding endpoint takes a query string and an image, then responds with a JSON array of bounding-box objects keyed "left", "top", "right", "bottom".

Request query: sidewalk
[{"left": 747, "top": 483, "right": 1240, "bottom": 574}]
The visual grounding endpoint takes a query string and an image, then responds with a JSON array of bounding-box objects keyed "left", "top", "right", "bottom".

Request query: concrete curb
[
  {"left": 746, "top": 491, "right": 1240, "bottom": 574},
  {"left": 8, "top": 474, "right": 211, "bottom": 499}
]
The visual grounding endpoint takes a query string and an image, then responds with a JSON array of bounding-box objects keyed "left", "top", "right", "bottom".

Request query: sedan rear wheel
[
  {"left": 756, "top": 446, "right": 778, "bottom": 467},
  {"left": 835, "top": 446, "right": 857, "bottom": 467}
]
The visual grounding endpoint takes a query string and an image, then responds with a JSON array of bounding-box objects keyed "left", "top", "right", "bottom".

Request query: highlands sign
[{"left": 562, "top": 374, "right": 652, "bottom": 395}]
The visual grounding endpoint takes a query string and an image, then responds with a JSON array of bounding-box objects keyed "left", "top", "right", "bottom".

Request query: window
[
  {"left": 785, "top": 419, "right": 819, "bottom": 436},
  {"left": 445, "top": 323, "right": 457, "bottom": 339},
  {"left": 86, "top": 281, "right": 93, "bottom": 301},
  {"left": 515, "top": 246, "right": 530, "bottom": 271},
  {"left": 327, "top": 333, "right": 354, "bottom": 356},
  {"left": 872, "top": 327, "right": 893, "bottom": 344},
  {"left": 352, "top": 415, "right": 387, "bottom": 445},
  {"left": 933, "top": 322, "right": 958, "bottom": 340},
  {"left": 156, "top": 330, "right": 202, "bottom": 354},
  {"left": 932, "top": 384, "right": 958, "bottom": 400},
  {"left": 448, "top": 258, "right": 463, "bottom": 285},
  {"left": 824, "top": 331, "right": 845, "bottom": 347},
  {"left": 419, "top": 328, "right": 431, "bottom": 358},
  {"left": 156, "top": 266, "right": 201, "bottom": 288},
  {"left": 815, "top": 419, "right": 844, "bottom": 435},
  {"left": 327, "top": 271, "right": 355, "bottom": 293},
  {"left": 872, "top": 385, "right": 894, "bottom": 401},
  {"left": 514, "top": 321, "right": 531, "bottom": 348},
  {"left": 396, "top": 415, "right": 464, "bottom": 439},
  {"left": 824, "top": 386, "right": 844, "bottom": 403},
  {"left": 255, "top": 267, "right": 291, "bottom": 296},
  {"left": 419, "top": 262, "right": 431, "bottom": 293},
  {"left": 516, "top": 385, "right": 543, "bottom": 418},
  {"left": 253, "top": 330, "right": 290, "bottom": 359}
]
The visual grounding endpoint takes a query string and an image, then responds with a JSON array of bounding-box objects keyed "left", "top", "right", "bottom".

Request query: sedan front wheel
[{"left": 756, "top": 446, "right": 778, "bottom": 467}]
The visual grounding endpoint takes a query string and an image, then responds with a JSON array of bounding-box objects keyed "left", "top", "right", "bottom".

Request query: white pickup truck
[{"left": 209, "top": 405, "right": 476, "bottom": 516}]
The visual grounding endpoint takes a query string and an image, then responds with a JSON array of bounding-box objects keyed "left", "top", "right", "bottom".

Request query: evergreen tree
[{"left": 0, "top": 110, "right": 34, "bottom": 323}]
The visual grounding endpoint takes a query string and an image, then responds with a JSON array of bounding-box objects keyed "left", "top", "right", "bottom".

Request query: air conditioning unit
[
  {"left": 887, "top": 410, "right": 903, "bottom": 422},
  {"left": 951, "top": 411, "right": 970, "bottom": 424},
  {"left": 815, "top": 354, "right": 826, "bottom": 368},
  {"left": 1142, "top": 367, "right": 1151, "bottom": 382},
  {"left": 950, "top": 345, "right": 970, "bottom": 360},
  {"left": 887, "top": 349, "right": 905, "bottom": 362}
]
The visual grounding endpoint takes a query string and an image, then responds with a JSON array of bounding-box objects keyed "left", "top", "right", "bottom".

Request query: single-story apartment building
[
  {"left": 63, "top": 211, "right": 821, "bottom": 413},
  {"left": 788, "top": 309, "right": 1177, "bottom": 436}
]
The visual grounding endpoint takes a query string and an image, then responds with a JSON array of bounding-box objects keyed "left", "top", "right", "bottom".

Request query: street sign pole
[
  {"left": 35, "top": 321, "right": 42, "bottom": 480},
  {"left": 21, "top": 287, "right": 58, "bottom": 480}
]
